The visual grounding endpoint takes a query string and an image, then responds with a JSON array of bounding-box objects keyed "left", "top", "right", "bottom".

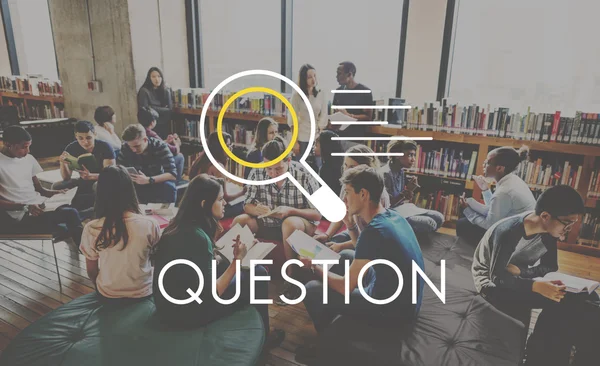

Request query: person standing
[
  {"left": 288, "top": 64, "right": 328, "bottom": 160},
  {"left": 137, "top": 67, "right": 173, "bottom": 138}
]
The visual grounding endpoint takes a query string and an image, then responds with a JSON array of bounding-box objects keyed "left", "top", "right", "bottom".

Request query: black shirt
[
  {"left": 65, "top": 139, "right": 115, "bottom": 173},
  {"left": 332, "top": 83, "right": 373, "bottom": 137},
  {"left": 117, "top": 137, "right": 176, "bottom": 178}
]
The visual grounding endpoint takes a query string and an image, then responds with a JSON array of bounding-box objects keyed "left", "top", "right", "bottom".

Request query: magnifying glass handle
[{"left": 307, "top": 185, "right": 347, "bottom": 223}]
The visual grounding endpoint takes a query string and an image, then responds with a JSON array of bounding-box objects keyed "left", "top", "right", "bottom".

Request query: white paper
[
  {"left": 534, "top": 272, "right": 600, "bottom": 294},
  {"left": 227, "top": 195, "right": 245, "bottom": 207},
  {"left": 140, "top": 203, "right": 176, "bottom": 217},
  {"left": 43, "top": 187, "right": 78, "bottom": 212},
  {"left": 287, "top": 230, "right": 341, "bottom": 262},
  {"left": 328, "top": 112, "right": 357, "bottom": 131},
  {"left": 392, "top": 203, "right": 430, "bottom": 218},
  {"left": 36, "top": 169, "right": 80, "bottom": 184},
  {"left": 214, "top": 224, "right": 275, "bottom": 268}
]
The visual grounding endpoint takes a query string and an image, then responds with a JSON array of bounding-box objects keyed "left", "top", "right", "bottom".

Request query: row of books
[
  {"left": 403, "top": 102, "right": 600, "bottom": 145},
  {"left": 0, "top": 75, "right": 63, "bottom": 96},
  {"left": 170, "top": 88, "right": 289, "bottom": 117},
  {"left": 577, "top": 213, "right": 600, "bottom": 248},
  {"left": 406, "top": 146, "right": 478, "bottom": 181},
  {"left": 412, "top": 191, "right": 461, "bottom": 222},
  {"left": 515, "top": 159, "right": 582, "bottom": 191},
  {"left": 224, "top": 124, "right": 254, "bottom": 146},
  {"left": 5, "top": 100, "right": 65, "bottom": 120},
  {"left": 586, "top": 169, "right": 600, "bottom": 199}
]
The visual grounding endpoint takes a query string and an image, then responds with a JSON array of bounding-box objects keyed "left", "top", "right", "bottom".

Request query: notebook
[
  {"left": 534, "top": 272, "right": 600, "bottom": 294},
  {"left": 215, "top": 223, "right": 276, "bottom": 269}
]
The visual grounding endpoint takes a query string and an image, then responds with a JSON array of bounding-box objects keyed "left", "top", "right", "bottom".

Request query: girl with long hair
[
  {"left": 137, "top": 67, "right": 173, "bottom": 138},
  {"left": 152, "top": 174, "right": 284, "bottom": 346},
  {"left": 80, "top": 165, "right": 161, "bottom": 300},
  {"left": 245, "top": 117, "right": 279, "bottom": 178}
]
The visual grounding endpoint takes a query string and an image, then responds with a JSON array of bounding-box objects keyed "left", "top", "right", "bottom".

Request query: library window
[
  {"left": 291, "top": 0, "right": 404, "bottom": 103},
  {"left": 198, "top": 0, "right": 281, "bottom": 91},
  {"left": 446, "top": 0, "right": 600, "bottom": 116}
]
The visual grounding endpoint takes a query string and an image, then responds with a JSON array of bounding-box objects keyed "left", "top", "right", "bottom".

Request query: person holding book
[
  {"left": 328, "top": 61, "right": 373, "bottom": 138},
  {"left": 313, "top": 144, "right": 390, "bottom": 254},
  {"left": 380, "top": 139, "right": 445, "bottom": 233},
  {"left": 152, "top": 174, "right": 285, "bottom": 348},
  {"left": 55, "top": 120, "right": 116, "bottom": 214},
  {"left": 137, "top": 106, "right": 185, "bottom": 183},
  {"left": 80, "top": 165, "right": 160, "bottom": 301},
  {"left": 189, "top": 131, "right": 245, "bottom": 217},
  {"left": 0, "top": 126, "right": 83, "bottom": 245},
  {"left": 93, "top": 106, "right": 122, "bottom": 154},
  {"left": 295, "top": 165, "right": 425, "bottom": 363},
  {"left": 472, "top": 185, "right": 598, "bottom": 366},
  {"left": 137, "top": 67, "right": 173, "bottom": 138},
  {"left": 245, "top": 117, "right": 278, "bottom": 179},
  {"left": 288, "top": 64, "right": 328, "bottom": 160},
  {"left": 232, "top": 137, "right": 321, "bottom": 295},
  {"left": 117, "top": 124, "right": 177, "bottom": 204},
  {"left": 314, "top": 130, "right": 343, "bottom": 196},
  {"left": 457, "top": 145, "right": 535, "bottom": 245}
]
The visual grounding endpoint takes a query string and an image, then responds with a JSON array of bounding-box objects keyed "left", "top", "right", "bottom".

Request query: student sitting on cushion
[
  {"left": 296, "top": 165, "right": 425, "bottom": 363},
  {"left": 93, "top": 105, "right": 122, "bottom": 154},
  {"left": 152, "top": 174, "right": 285, "bottom": 348},
  {"left": 55, "top": 120, "right": 116, "bottom": 214},
  {"left": 0, "top": 126, "right": 83, "bottom": 245},
  {"left": 472, "top": 185, "right": 598, "bottom": 366},
  {"left": 313, "top": 144, "right": 390, "bottom": 254},
  {"left": 232, "top": 136, "right": 321, "bottom": 300},
  {"left": 245, "top": 117, "right": 278, "bottom": 179},
  {"left": 379, "top": 139, "right": 445, "bottom": 233},
  {"left": 137, "top": 106, "right": 185, "bottom": 184},
  {"left": 188, "top": 131, "right": 246, "bottom": 218},
  {"left": 80, "top": 166, "right": 160, "bottom": 301},
  {"left": 117, "top": 124, "right": 177, "bottom": 204},
  {"left": 458, "top": 145, "right": 535, "bottom": 245}
]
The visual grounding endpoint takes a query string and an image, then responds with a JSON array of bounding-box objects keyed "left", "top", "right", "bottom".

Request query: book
[
  {"left": 215, "top": 223, "right": 276, "bottom": 269},
  {"left": 42, "top": 187, "right": 78, "bottom": 212},
  {"left": 393, "top": 203, "right": 430, "bottom": 218},
  {"left": 139, "top": 203, "right": 176, "bottom": 217},
  {"left": 286, "top": 230, "right": 341, "bottom": 262},
  {"left": 534, "top": 272, "right": 599, "bottom": 294},
  {"left": 65, "top": 153, "right": 100, "bottom": 173}
]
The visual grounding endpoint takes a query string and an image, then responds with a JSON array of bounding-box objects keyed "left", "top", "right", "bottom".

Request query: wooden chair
[{"left": 0, "top": 232, "right": 65, "bottom": 294}]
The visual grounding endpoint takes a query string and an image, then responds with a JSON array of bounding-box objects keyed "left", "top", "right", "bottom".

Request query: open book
[
  {"left": 43, "top": 187, "right": 78, "bottom": 212},
  {"left": 215, "top": 223, "right": 276, "bottom": 269},
  {"left": 287, "top": 230, "right": 341, "bottom": 263},
  {"left": 65, "top": 153, "right": 100, "bottom": 173},
  {"left": 393, "top": 203, "right": 430, "bottom": 218},
  {"left": 534, "top": 272, "right": 600, "bottom": 294}
]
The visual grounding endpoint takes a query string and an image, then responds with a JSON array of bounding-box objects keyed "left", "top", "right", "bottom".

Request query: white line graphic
[
  {"left": 331, "top": 105, "right": 412, "bottom": 110},
  {"left": 330, "top": 121, "right": 389, "bottom": 125},
  {"left": 332, "top": 153, "right": 405, "bottom": 157},
  {"left": 331, "top": 90, "right": 372, "bottom": 94},
  {"left": 332, "top": 137, "right": 433, "bottom": 141}
]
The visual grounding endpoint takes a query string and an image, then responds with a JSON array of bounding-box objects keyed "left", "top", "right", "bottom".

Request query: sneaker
[
  {"left": 275, "top": 284, "right": 302, "bottom": 306},
  {"left": 295, "top": 344, "right": 318, "bottom": 364}
]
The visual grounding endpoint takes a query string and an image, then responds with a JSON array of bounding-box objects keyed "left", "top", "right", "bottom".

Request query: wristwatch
[
  {"left": 23, "top": 204, "right": 29, "bottom": 214},
  {"left": 148, "top": 177, "right": 155, "bottom": 184}
]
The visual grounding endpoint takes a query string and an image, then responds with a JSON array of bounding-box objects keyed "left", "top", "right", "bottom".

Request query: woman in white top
[
  {"left": 80, "top": 165, "right": 160, "bottom": 300},
  {"left": 457, "top": 145, "right": 536, "bottom": 245},
  {"left": 288, "top": 64, "right": 328, "bottom": 161},
  {"left": 93, "top": 106, "right": 122, "bottom": 153}
]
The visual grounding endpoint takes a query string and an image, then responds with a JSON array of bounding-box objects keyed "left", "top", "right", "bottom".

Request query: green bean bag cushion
[{"left": 1, "top": 293, "right": 265, "bottom": 366}]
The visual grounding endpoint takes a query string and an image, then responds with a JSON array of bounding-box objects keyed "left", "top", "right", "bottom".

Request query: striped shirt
[
  {"left": 245, "top": 161, "right": 320, "bottom": 227},
  {"left": 117, "top": 137, "right": 176, "bottom": 178}
]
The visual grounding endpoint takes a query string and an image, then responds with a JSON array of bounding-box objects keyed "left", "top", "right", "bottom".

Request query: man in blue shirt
[{"left": 297, "top": 165, "right": 424, "bottom": 361}]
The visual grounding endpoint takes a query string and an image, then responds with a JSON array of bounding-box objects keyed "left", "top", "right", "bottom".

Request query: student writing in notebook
[
  {"left": 457, "top": 145, "right": 535, "bottom": 245},
  {"left": 380, "top": 139, "right": 445, "bottom": 233},
  {"left": 80, "top": 166, "right": 160, "bottom": 301},
  {"left": 152, "top": 175, "right": 285, "bottom": 348},
  {"left": 472, "top": 185, "right": 599, "bottom": 366}
]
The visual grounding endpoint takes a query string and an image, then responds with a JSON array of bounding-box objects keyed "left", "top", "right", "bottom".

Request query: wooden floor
[{"left": 0, "top": 234, "right": 599, "bottom": 364}]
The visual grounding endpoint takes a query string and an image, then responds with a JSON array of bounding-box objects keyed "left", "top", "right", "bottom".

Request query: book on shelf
[
  {"left": 412, "top": 190, "right": 462, "bottom": 222},
  {"left": 3, "top": 99, "right": 64, "bottom": 120},
  {"left": 533, "top": 272, "right": 599, "bottom": 294},
  {"left": 407, "top": 146, "right": 478, "bottom": 181},
  {"left": 515, "top": 158, "right": 582, "bottom": 191},
  {"left": 577, "top": 213, "right": 600, "bottom": 248},
  {"left": 0, "top": 75, "right": 63, "bottom": 96}
]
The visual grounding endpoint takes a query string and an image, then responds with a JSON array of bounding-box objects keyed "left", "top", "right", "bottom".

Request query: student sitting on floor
[
  {"left": 458, "top": 145, "right": 535, "bottom": 245},
  {"left": 0, "top": 126, "right": 83, "bottom": 245},
  {"left": 245, "top": 117, "right": 278, "bottom": 179},
  {"left": 380, "top": 139, "right": 445, "bottom": 233},
  {"left": 295, "top": 165, "right": 425, "bottom": 363},
  {"left": 314, "top": 144, "right": 390, "bottom": 253},
  {"left": 137, "top": 106, "right": 185, "bottom": 184},
  {"left": 472, "top": 185, "right": 598, "bottom": 366},
  {"left": 80, "top": 166, "right": 160, "bottom": 301},
  {"left": 55, "top": 120, "right": 116, "bottom": 215},
  {"left": 117, "top": 124, "right": 177, "bottom": 204},
  {"left": 152, "top": 174, "right": 285, "bottom": 348},
  {"left": 188, "top": 131, "right": 246, "bottom": 218},
  {"left": 232, "top": 136, "right": 321, "bottom": 299},
  {"left": 93, "top": 106, "right": 122, "bottom": 155}
]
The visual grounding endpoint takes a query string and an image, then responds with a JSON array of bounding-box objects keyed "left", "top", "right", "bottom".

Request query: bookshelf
[{"left": 0, "top": 91, "right": 65, "bottom": 121}]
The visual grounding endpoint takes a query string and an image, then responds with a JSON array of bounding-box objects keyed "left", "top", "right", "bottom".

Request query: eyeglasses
[{"left": 553, "top": 216, "right": 577, "bottom": 232}]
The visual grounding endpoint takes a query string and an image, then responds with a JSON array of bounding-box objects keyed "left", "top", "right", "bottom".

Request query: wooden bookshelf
[
  {"left": 0, "top": 91, "right": 65, "bottom": 121},
  {"left": 369, "top": 125, "right": 600, "bottom": 256},
  {"left": 173, "top": 107, "right": 286, "bottom": 134}
]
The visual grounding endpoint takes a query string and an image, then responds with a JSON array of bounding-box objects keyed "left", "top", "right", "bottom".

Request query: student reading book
[
  {"left": 64, "top": 153, "right": 100, "bottom": 172},
  {"left": 152, "top": 174, "right": 285, "bottom": 348}
]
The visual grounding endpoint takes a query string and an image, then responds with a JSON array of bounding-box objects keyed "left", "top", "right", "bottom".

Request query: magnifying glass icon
[{"left": 199, "top": 70, "right": 346, "bottom": 223}]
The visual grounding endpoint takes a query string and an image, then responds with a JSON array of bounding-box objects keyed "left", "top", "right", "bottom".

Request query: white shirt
[
  {"left": 0, "top": 152, "right": 46, "bottom": 219},
  {"left": 95, "top": 125, "right": 122, "bottom": 150},
  {"left": 80, "top": 214, "right": 161, "bottom": 298},
  {"left": 288, "top": 90, "right": 328, "bottom": 142},
  {"left": 464, "top": 173, "right": 536, "bottom": 230}
]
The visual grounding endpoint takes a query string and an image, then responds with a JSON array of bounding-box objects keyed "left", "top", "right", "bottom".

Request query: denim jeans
[
  {"left": 0, "top": 206, "right": 83, "bottom": 245},
  {"left": 136, "top": 180, "right": 177, "bottom": 204},
  {"left": 456, "top": 217, "right": 487, "bottom": 246},
  {"left": 173, "top": 153, "right": 184, "bottom": 182},
  {"left": 405, "top": 210, "right": 444, "bottom": 233}
]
